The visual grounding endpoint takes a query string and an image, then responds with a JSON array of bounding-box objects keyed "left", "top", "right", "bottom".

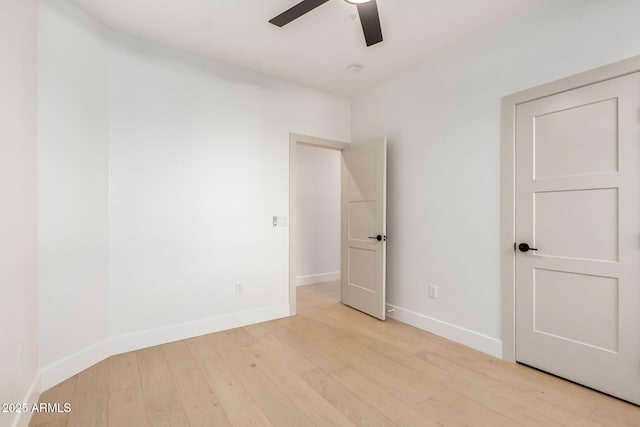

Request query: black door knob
[
  {"left": 368, "top": 234, "right": 383, "bottom": 241},
  {"left": 518, "top": 243, "right": 538, "bottom": 252}
]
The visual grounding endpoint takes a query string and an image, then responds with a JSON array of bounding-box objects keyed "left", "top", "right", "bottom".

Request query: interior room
[{"left": 2, "top": 0, "right": 640, "bottom": 426}]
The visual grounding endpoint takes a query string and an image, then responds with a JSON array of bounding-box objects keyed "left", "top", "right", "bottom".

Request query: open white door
[{"left": 341, "top": 138, "right": 387, "bottom": 320}]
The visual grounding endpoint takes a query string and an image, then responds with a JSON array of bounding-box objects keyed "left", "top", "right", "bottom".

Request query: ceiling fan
[{"left": 269, "top": 0, "right": 383, "bottom": 47}]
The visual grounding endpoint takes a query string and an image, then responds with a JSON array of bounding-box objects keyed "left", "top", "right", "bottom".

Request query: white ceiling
[{"left": 70, "top": 0, "right": 538, "bottom": 95}]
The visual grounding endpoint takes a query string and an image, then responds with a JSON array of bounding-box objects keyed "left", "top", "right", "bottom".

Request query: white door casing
[
  {"left": 514, "top": 72, "right": 640, "bottom": 404},
  {"left": 341, "top": 138, "right": 387, "bottom": 320}
]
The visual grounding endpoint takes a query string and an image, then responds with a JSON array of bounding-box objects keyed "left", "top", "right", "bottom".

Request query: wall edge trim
[
  {"left": 386, "top": 303, "right": 502, "bottom": 358},
  {"left": 39, "top": 304, "right": 289, "bottom": 391},
  {"left": 296, "top": 272, "right": 340, "bottom": 286}
]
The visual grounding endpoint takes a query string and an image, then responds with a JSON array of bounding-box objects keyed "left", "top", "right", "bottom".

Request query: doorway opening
[{"left": 288, "top": 134, "right": 349, "bottom": 316}]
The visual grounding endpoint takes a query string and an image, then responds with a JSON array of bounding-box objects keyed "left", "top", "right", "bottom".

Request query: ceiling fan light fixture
[{"left": 270, "top": 0, "right": 383, "bottom": 47}]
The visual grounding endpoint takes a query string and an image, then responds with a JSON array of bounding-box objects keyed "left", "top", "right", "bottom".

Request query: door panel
[
  {"left": 534, "top": 188, "right": 618, "bottom": 261},
  {"left": 534, "top": 98, "right": 619, "bottom": 178},
  {"left": 533, "top": 269, "right": 619, "bottom": 352},
  {"left": 348, "top": 200, "right": 377, "bottom": 240},
  {"left": 341, "top": 139, "right": 387, "bottom": 320},
  {"left": 348, "top": 247, "right": 377, "bottom": 291},
  {"left": 515, "top": 72, "right": 640, "bottom": 404}
]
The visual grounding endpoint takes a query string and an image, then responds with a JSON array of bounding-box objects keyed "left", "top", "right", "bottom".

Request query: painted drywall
[
  {"left": 296, "top": 146, "right": 341, "bottom": 285},
  {"left": 351, "top": 0, "right": 640, "bottom": 356},
  {"left": 0, "top": 1, "right": 39, "bottom": 427},
  {"left": 37, "top": 0, "right": 110, "bottom": 387},
  {"left": 106, "top": 32, "right": 350, "bottom": 349},
  {"left": 34, "top": 0, "right": 350, "bottom": 389}
]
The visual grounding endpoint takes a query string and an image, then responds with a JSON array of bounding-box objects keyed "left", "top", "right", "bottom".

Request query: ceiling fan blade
[
  {"left": 356, "top": 1, "right": 383, "bottom": 46},
  {"left": 269, "top": 0, "right": 330, "bottom": 27}
]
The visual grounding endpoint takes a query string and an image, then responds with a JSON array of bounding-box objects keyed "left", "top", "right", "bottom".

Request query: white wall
[
  {"left": 37, "top": 0, "right": 110, "bottom": 387},
  {"left": 296, "top": 146, "right": 341, "bottom": 286},
  {"left": 0, "top": 1, "right": 39, "bottom": 427},
  {"left": 106, "top": 33, "right": 350, "bottom": 351},
  {"left": 34, "top": 0, "right": 350, "bottom": 389},
  {"left": 351, "top": 0, "right": 640, "bottom": 357}
]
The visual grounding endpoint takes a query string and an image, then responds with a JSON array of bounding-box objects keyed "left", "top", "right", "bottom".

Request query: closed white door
[
  {"left": 515, "top": 72, "right": 640, "bottom": 404},
  {"left": 341, "top": 138, "right": 387, "bottom": 320}
]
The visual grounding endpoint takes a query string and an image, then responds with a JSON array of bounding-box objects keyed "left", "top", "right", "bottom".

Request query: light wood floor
[{"left": 31, "top": 281, "right": 639, "bottom": 426}]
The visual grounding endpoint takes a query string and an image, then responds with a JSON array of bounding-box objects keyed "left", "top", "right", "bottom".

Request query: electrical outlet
[
  {"left": 235, "top": 282, "right": 244, "bottom": 295},
  {"left": 428, "top": 284, "right": 438, "bottom": 299}
]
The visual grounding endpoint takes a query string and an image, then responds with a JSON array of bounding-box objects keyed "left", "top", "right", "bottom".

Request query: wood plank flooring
[{"left": 30, "top": 281, "right": 640, "bottom": 426}]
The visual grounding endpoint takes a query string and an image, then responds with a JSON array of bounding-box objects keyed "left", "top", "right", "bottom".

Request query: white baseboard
[
  {"left": 109, "top": 304, "right": 289, "bottom": 356},
  {"left": 39, "top": 338, "right": 112, "bottom": 392},
  {"left": 386, "top": 303, "right": 502, "bottom": 358},
  {"left": 39, "top": 304, "right": 289, "bottom": 391},
  {"left": 296, "top": 271, "right": 340, "bottom": 286},
  {"left": 11, "top": 373, "right": 40, "bottom": 427}
]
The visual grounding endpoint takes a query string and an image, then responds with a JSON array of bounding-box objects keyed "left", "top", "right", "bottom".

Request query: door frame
[
  {"left": 500, "top": 55, "right": 640, "bottom": 362},
  {"left": 289, "top": 133, "right": 349, "bottom": 316}
]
